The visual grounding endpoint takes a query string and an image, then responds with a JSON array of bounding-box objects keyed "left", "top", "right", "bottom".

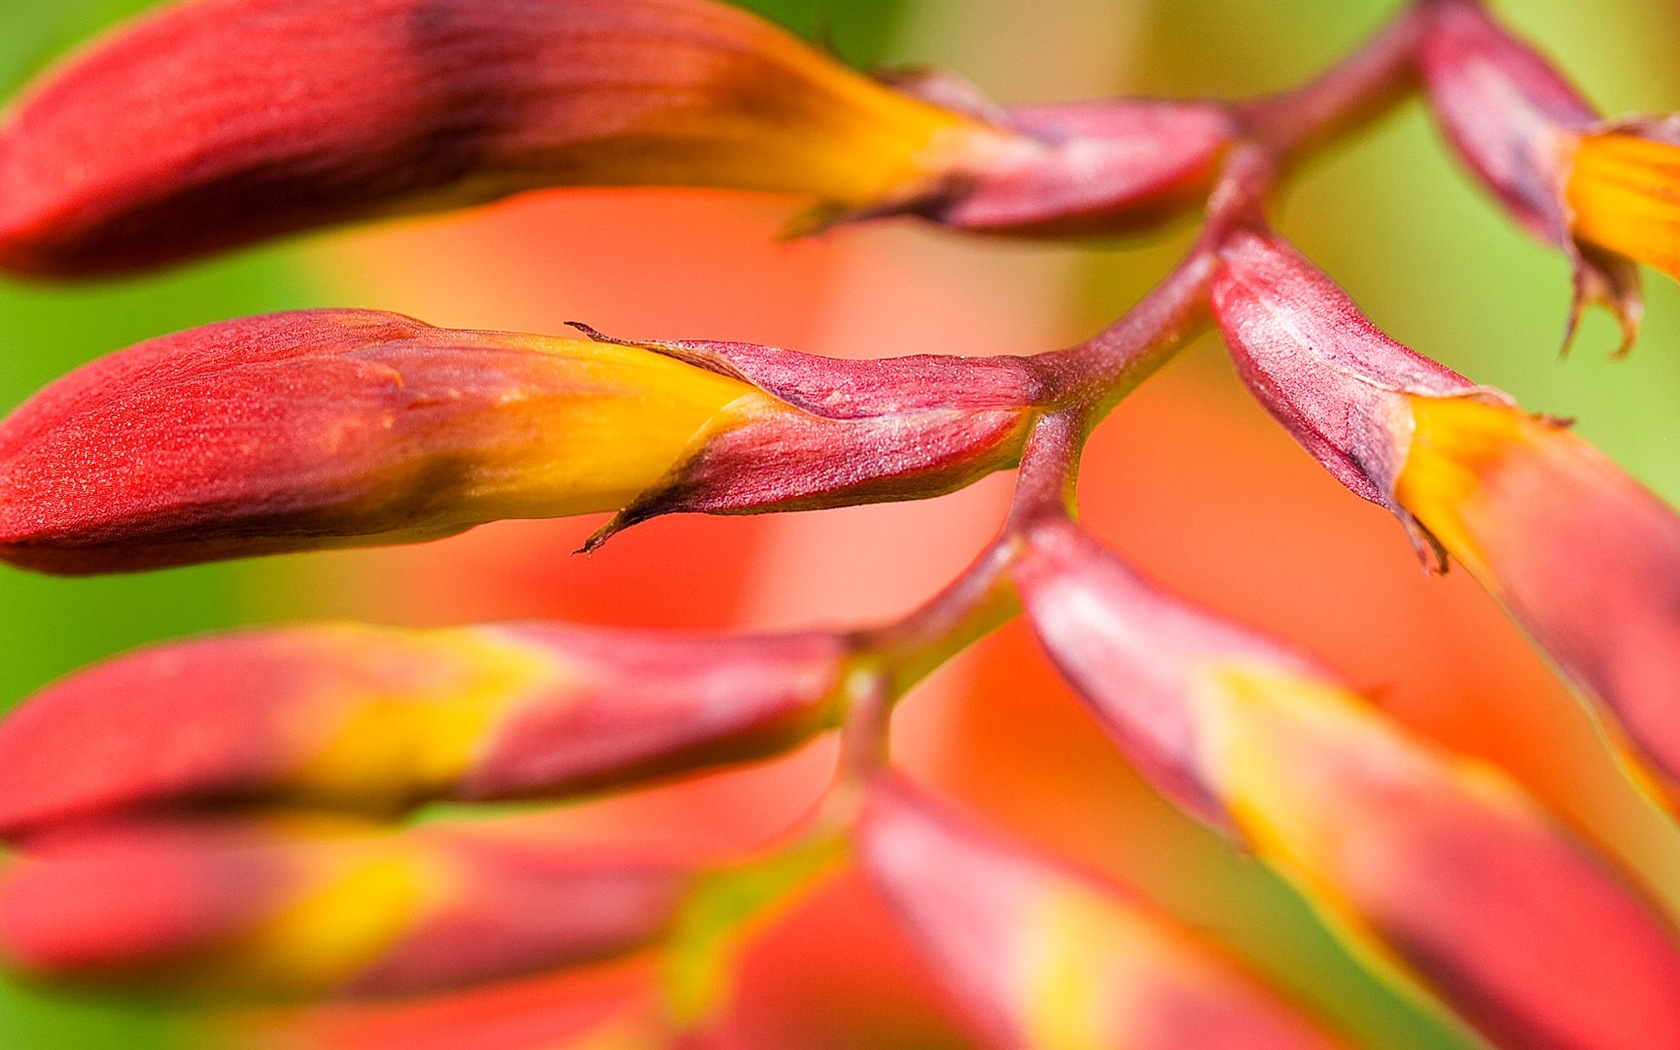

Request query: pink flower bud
[
  {"left": 855, "top": 775, "right": 1344, "bottom": 1050},
  {"left": 0, "top": 310, "right": 1041, "bottom": 573},
  {"left": 1418, "top": 0, "right": 1640, "bottom": 341},
  {"left": 0, "top": 622, "right": 847, "bottom": 839},
  {"left": 0, "top": 813, "right": 687, "bottom": 997},
  {"left": 1210, "top": 228, "right": 1505, "bottom": 550},
  {"left": 1013, "top": 518, "right": 1680, "bottom": 1050}
]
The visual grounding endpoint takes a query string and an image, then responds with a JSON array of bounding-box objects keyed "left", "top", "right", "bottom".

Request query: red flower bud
[
  {"left": 0, "top": 310, "right": 1042, "bottom": 573},
  {"left": 1210, "top": 228, "right": 1506, "bottom": 554},
  {"left": 0, "top": 0, "right": 1236, "bottom": 278},
  {"left": 1212, "top": 228, "right": 1680, "bottom": 813},
  {"left": 0, "top": 622, "right": 847, "bottom": 839},
  {"left": 0, "top": 813, "right": 687, "bottom": 997},
  {"left": 1397, "top": 396, "right": 1680, "bottom": 810}
]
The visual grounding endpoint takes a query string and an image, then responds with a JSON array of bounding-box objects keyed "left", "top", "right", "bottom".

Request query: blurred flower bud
[
  {"left": 1396, "top": 395, "right": 1680, "bottom": 810},
  {"left": 855, "top": 775, "right": 1344, "bottom": 1050},
  {"left": 0, "top": 622, "right": 847, "bottom": 838},
  {"left": 0, "top": 310, "right": 1042, "bottom": 573},
  {"left": 1212, "top": 229, "right": 1680, "bottom": 814},
  {"left": 0, "top": 0, "right": 1236, "bottom": 278},
  {"left": 1013, "top": 518, "right": 1680, "bottom": 1050},
  {"left": 0, "top": 813, "right": 687, "bottom": 997},
  {"left": 1418, "top": 0, "right": 1641, "bottom": 345}
]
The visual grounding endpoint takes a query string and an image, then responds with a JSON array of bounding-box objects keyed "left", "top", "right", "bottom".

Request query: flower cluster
[{"left": 1, "top": 0, "right": 1679, "bottom": 1047}]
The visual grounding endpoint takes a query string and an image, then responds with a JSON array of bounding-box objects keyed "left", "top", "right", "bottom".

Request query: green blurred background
[{"left": 1, "top": 0, "right": 1676, "bottom": 1046}]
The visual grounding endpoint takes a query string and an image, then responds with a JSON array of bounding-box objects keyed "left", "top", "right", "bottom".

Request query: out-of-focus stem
[{"left": 1239, "top": 1, "right": 1429, "bottom": 162}]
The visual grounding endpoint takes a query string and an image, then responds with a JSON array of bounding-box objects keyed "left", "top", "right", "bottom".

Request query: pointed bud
[
  {"left": 873, "top": 90, "right": 1237, "bottom": 236},
  {"left": 1212, "top": 229, "right": 1680, "bottom": 814},
  {"left": 0, "top": 0, "right": 978, "bottom": 277},
  {"left": 0, "top": 0, "right": 1235, "bottom": 278},
  {"left": 0, "top": 310, "right": 1041, "bottom": 573},
  {"left": 0, "top": 814, "right": 687, "bottom": 997},
  {"left": 1210, "top": 228, "right": 1506, "bottom": 557},
  {"left": 1014, "top": 518, "right": 1680, "bottom": 1050},
  {"left": 1395, "top": 394, "right": 1680, "bottom": 811},
  {"left": 569, "top": 327, "right": 1043, "bottom": 549},
  {"left": 855, "top": 776, "right": 1344, "bottom": 1050},
  {"left": 0, "top": 622, "right": 847, "bottom": 839},
  {"left": 1418, "top": 0, "right": 1641, "bottom": 344}
]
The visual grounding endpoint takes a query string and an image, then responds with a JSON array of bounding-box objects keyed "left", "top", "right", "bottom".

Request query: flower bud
[
  {"left": 1418, "top": 0, "right": 1640, "bottom": 343},
  {"left": 0, "top": 622, "right": 847, "bottom": 839},
  {"left": 0, "top": 0, "right": 1236, "bottom": 278},
  {"left": 0, "top": 813, "right": 687, "bottom": 997},
  {"left": 1212, "top": 229, "right": 1680, "bottom": 814},
  {"left": 0, "top": 0, "right": 980, "bottom": 277},
  {"left": 1396, "top": 395, "right": 1680, "bottom": 809},
  {"left": 1014, "top": 518, "right": 1680, "bottom": 1050},
  {"left": 1210, "top": 228, "right": 1505, "bottom": 550},
  {"left": 855, "top": 776, "right": 1344, "bottom": 1050},
  {"left": 0, "top": 310, "right": 1041, "bottom": 573}
]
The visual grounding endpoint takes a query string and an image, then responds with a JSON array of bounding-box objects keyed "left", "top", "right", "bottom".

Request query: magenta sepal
[
  {"left": 1210, "top": 228, "right": 1507, "bottom": 555},
  {"left": 1417, "top": 0, "right": 1640, "bottom": 343},
  {"left": 572, "top": 326, "right": 1045, "bottom": 549},
  {"left": 900, "top": 98, "right": 1237, "bottom": 236}
]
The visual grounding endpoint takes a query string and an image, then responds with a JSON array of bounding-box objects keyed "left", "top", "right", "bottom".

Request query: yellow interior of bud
[
  {"left": 1020, "top": 883, "right": 1236, "bottom": 1049},
  {"left": 281, "top": 628, "right": 559, "bottom": 810},
  {"left": 1021, "top": 886, "right": 1141, "bottom": 1048},
  {"left": 203, "top": 821, "right": 448, "bottom": 995},
  {"left": 556, "top": 13, "right": 1005, "bottom": 213},
  {"left": 1394, "top": 396, "right": 1529, "bottom": 569},
  {"left": 1567, "top": 132, "right": 1680, "bottom": 278},
  {"left": 751, "top": 34, "right": 1000, "bottom": 208},
  {"left": 1190, "top": 663, "right": 1473, "bottom": 1031},
  {"left": 473, "top": 338, "right": 780, "bottom": 522}
]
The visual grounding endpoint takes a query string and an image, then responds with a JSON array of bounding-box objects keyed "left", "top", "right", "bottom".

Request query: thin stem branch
[
  {"left": 797, "top": 0, "right": 1442, "bottom": 842},
  {"left": 1238, "top": 1, "right": 1429, "bottom": 162}
]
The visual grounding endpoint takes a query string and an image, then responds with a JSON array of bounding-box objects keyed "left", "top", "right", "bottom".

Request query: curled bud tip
[{"left": 1419, "top": 0, "right": 1649, "bottom": 346}]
